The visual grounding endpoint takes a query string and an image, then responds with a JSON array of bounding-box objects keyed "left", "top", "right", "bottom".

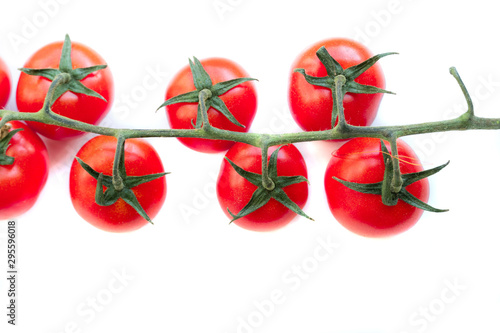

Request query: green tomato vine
[{"left": 1, "top": 34, "right": 499, "bottom": 223}]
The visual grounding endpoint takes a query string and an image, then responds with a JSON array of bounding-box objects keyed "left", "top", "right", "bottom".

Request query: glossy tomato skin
[
  {"left": 165, "top": 58, "right": 257, "bottom": 153},
  {"left": 324, "top": 137, "right": 429, "bottom": 237},
  {"left": 288, "top": 38, "right": 385, "bottom": 132},
  {"left": 0, "top": 57, "right": 11, "bottom": 108},
  {"left": 69, "top": 136, "right": 166, "bottom": 233},
  {"left": 0, "top": 121, "right": 49, "bottom": 219},
  {"left": 217, "top": 143, "right": 308, "bottom": 232},
  {"left": 16, "top": 40, "right": 114, "bottom": 140}
]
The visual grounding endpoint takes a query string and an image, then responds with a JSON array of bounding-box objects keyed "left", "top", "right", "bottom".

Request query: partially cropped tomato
[
  {"left": 288, "top": 38, "right": 386, "bottom": 132},
  {"left": 217, "top": 143, "right": 308, "bottom": 232},
  {"left": 0, "top": 56, "right": 11, "bottom": 108},
  {"left": 0, "top": 121, "right": 49, "bottom": 219},
  {"left": 165, "top": 58, "right": 257, "bottom": 153},
  {"left": 324, "top": 137, "right": 429, "bottom": 237},
  {"left": 16, "top": 39, "right": 113, "bottom": 140},
  {"left": 69, "top": 136, "right": 166, "bottom": 232}
]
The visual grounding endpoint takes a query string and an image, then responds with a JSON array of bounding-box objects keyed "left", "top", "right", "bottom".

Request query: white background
[{"left": 1, "top": 0, "right": 500, "bottom": 332}]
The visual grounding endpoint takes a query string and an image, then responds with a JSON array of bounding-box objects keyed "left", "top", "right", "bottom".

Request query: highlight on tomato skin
[
  {"left": 324, "top": 137, "right": 430, "bottom": 238},
  {"left": 0, "top": 56, "right": 11, "bottom": 109},
  {"left": 216, "top": 142, "right": 309, "bottom": 232},
  {"left": 69, "top": 135, "right": 167, "bottom": 233}
]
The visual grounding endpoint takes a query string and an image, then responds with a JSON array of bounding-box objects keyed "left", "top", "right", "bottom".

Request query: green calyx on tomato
[
  {"left": 224, "top": 145, "right": 312, "bottom": 222},
  {"left": 19, "top": 34, "right": 108, "bottom": 106},
  {"left": 0, "top": 124, "right": 22, "bottom": 165},
  {"left": 75, "top": 137, "right": 169, "bottom": 223},
  {"left": 158, "top": 56, "right": 257, "bottom": 129},
  {"left": 333, "top": 140, "right": 449, "bottom": 213},
  {"left": 294, "top": 46, "right": 395, "bottom": 128}
]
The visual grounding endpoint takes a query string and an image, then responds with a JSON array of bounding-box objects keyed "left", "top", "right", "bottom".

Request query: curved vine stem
[
  {"left": 388, "top": 135, "right": 403, "bottom": 194},
  {"left": 112, "top": 136, "right": 126, "bottom": 192},
  {"left": 450, "top": 67, "right": 474, "bottom": 118},
  {"left": 2, "top": 66, "right": 498, "bottom": 150},
  {"left": 259, "top": 135, "right": 275, "bottom": 191},
  {"left": 333, "top": 75, "right": 348, "bottom": 131}
]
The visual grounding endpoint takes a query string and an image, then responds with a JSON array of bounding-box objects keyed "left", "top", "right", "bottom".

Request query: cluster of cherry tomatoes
[{"left": 0, "top": 37, "right": 432, "bottom": 237}]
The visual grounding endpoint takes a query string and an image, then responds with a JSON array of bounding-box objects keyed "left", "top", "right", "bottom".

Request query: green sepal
[
  {"left": 294, "top": 47, "right": 396, "bottom": 96},
  {"left": 402, "top": 160, "right": 450, "bottom": 186},
  {"left": 0, "top": 128, "right": 23, "bottom": 166},
  {"left": 158, "top": 56, "right": 257, "bottom": 129},
  {"left": 343, "top": 51, "right": 398, "bottom": 81},
  {"left": 120, "top": 188, "right": 155, "bottom": 223},
  {"left": 345, "top": 80, "right": 394, "bottom": 95},
  {"left": 19, "top": 68, "right": 61, "bottom": 80},
  {"left": 332, "top": 155, "right": 449, "bottom": 213},
  {"left": 211, "top": 77, "right": 257, "bottom": 96},
  {"left": 224, "top": 157, "right": 265, "bottom": 188},
  {"left": 292, "top": 68, "right": 333, "bottom": 89},
  {"left": 315, "top": 47, "right": 343, "bottom": 77},
  {"left": 224, "top": 146, "right": 312, "bottom": 223},
  {"left": 226, "top": 187, "right": 270, "bottom": 221},
  {"left": 398, "top": 189, "right": 448, "bottom": 213},
  {"left": 189, "top": 57, "right": 213, "bottom": 90},
  {"left": 19, "top": 34, "right": 107, "bottom": 105},
  {"left": 158, "top": 90, "right": 199, "bottom": 108},
  {"left": 332, "top": 177, "right": 381, "bottom": 195},
  {"left": 72, "top": 65, "right": 108, "bottom": 80},
  {"left": 270, "top": 187, "right": 311, "bottom": 220},
  {"left": 210, "top": 95, "right": 244, "bottom": 128},
  {"left": 95, "top": 173, "right": 120, "bottom": 206},
  {"left": 75, "top": 148, "right": 169, "bottom": 224}
]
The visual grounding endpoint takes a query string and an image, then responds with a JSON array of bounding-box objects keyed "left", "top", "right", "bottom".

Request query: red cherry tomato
[
  {"left": 165, "top": 58, "right": 257, "bottom": 153},
  {"left": 0, "top": 56, "right": 11, "bottom": 108},
  {"left": 324, "top": 137, "right": 429, "bottom": 237},
  {"left": 69, "top": 136, "right": 166, "bottom": 232},
  {"left": 0, "top": 121, "right": 49, "bottom": 219},
  {"left": 217, "top": 143, "right": 308, "bottom": 232},
  {"left": 16, "top": 39, "right": 113, "bottom": 140},
  {"left": 288, "top": 38, "right": 386, "bottom": 132}
]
